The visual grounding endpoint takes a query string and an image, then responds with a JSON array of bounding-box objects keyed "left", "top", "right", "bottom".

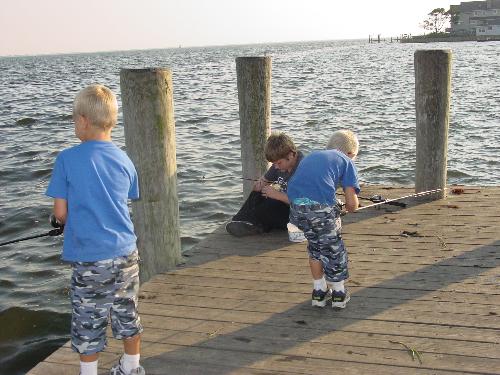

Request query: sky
[{"left": 1, "top": 0, "right": 455, "bottom": 56}]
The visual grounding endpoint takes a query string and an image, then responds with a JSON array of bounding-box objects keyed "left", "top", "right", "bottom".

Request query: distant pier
[
  {"left": 368, "top": 34, "right": 500, "bottom": 43},
  {"left": 368, "top": 34, "right": 404, "bottom": 43}
]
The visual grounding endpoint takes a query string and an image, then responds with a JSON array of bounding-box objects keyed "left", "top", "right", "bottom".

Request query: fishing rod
[
  {"left": 0, "top": 215, "right": 64, "bottom": 247},
  {"left": 337, "top": 192, "right": 407, "bottom": 209},
  {"left": 358, "top": 194, "right": 406, "bottom": 207},
  {"left": 201, "top": 175, "right": 277, "bottom": 183},
  {"left": 355, "top": 188, "right": 445, "bottom": 211}
]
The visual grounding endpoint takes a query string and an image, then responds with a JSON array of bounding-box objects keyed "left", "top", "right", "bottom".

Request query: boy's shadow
[{"left": 140, "top": 197, "right": 499, "bottom": 374}]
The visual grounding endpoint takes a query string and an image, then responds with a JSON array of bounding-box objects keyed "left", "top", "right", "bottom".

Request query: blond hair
[
  {"left": 73, "top": 84, "right": 118, "bottom": 130},
  {"left": 265, "top": 132, "right": 297, "bottom": 162},
  {"left": 326, "top": 130, "right": 359, "bottom": 157}
]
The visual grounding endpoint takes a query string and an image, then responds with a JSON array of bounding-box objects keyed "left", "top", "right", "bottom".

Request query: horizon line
[{"left": 0, "top": 36, "right": 407, "bottom": 59}]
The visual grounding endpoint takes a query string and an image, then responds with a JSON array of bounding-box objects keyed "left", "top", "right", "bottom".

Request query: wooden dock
[{"left": 28, "top": 186, "right": 500, "bottom": 375}]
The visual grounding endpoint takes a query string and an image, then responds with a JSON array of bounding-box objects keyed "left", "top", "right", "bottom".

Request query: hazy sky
[{"left": 1, "top": 0, "right": 454, "bottom": 56}]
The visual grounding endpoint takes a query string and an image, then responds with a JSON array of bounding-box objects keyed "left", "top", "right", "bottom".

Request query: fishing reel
[
  {"left": 335, "top": 199, "right": 345, "bottom": 210},
  {"left": 368, "top": 194, "right": 406, "bottom": 207},
  {"left": 335, "top": 199, "right": 347, "bottom": 216},
  {"left": 49, "top": 214, "right": 64, "bottom": 229},
  {"left": 49, "top": 214, "right": 65, "bottom": 236},
  {"left": 369, "top": 195, "right": 385, "bottom": 203}
]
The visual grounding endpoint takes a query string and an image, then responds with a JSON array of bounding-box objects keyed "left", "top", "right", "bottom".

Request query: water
[{"left": 0, "top": 39, "right": 499, "bottom": 374}]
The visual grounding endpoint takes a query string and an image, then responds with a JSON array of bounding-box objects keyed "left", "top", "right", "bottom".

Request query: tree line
[{"left": 420, "top": 8, "right": 458, "bottom": 34}]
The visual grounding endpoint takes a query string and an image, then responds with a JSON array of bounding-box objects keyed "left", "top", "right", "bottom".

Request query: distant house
[{"left": 448, "top": 0, "right": 500, "bottom": 36}]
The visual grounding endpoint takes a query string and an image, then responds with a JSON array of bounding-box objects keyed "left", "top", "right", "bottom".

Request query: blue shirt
[
  {"left": 287, "top": 150, "right": 360, "bottom": 206},
  {"left": 46, "top": 141, "right": 139, "bottom": 262}
]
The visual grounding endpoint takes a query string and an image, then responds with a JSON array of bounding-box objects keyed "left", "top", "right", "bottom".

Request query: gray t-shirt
[{"left": 264, "top": 151, "right": 304, "bottom": 193}]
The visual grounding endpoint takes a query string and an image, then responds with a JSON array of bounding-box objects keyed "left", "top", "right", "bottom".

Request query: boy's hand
[
  {"left": 261, "top": 185, "right": 280, "bottom": 199},
  {"left": 261, "top": 185, "right": 290, "bottom": 204},
  {"left": 343, "top": 187, "right": 359, "bottom": 212},
  {"left": 253, "top": 177, "right": 270, "bottom": 192}
]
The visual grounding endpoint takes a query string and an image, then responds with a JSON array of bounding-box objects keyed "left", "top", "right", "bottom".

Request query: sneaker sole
[
  {"left": 312, "top": 299, "right": 328, "bottom": 307},
  {"left": 332, "top": 293, "right": 351, "bottom": 309},
  {"left": 226, "top": 221, "right": 261, "bottom": 237}
]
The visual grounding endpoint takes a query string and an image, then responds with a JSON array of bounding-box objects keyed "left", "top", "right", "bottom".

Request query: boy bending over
[{"left": 287, "top": 130, "right": 360, "bottom": 309}]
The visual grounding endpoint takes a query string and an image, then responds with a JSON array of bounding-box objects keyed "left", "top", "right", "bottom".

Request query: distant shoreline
[{"left": 402, "top": 35, "right": 500, "bottom": 43}]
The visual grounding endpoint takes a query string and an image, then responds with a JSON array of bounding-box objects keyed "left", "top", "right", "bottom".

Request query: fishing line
[{"left": 199, "top": 174, "right": 277, "bottom": 183}]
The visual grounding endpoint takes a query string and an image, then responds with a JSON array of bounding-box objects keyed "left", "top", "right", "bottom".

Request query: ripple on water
[
  {"left": 0, "top": 279, "right": 16, "bottom": 288},
  {"left": 448, "top": 169, "right": 473, "bottom": 178},
  {"left": 15, "top": 117, "right": 38, "bottom": 126},
  {"left": 31, "top": 168, "right": 53, "bottom": 179}
]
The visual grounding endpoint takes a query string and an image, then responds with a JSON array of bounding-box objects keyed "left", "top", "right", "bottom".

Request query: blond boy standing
[{"left": 46, "top": 85, "right": 144, "bottom": 375}]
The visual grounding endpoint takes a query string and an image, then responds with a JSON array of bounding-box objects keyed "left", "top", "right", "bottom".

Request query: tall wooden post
[
  {"left": 120, "top": 68, "right": 182, "bottom": 282},
  {"left": 414, "top": 50, "right": 452, "bottom": 199},
  {"left": 235, "top": 57, "right": 272, "bottom": 199}
]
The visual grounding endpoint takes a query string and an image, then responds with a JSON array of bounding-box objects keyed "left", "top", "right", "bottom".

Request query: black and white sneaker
[
  {"left": 331, "top": 289, "right": 350, "bottom": 309},
  {"left": 311, "top": 288, "right": 331, "bottom": 307},
  {"left": 109, "top": 355, "right": 145, "bottom": 375},
  {"left": 225, "top": 220, "right": 262, "bottom": 237}
]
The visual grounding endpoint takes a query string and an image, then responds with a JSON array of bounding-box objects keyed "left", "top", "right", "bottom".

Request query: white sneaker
[{"left": 109, "top": 355, "right": 145, "bottom": 375}]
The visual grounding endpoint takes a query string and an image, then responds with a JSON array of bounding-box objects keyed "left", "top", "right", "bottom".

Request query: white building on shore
[{"left": 448, "top": 0, "right": 500, "bottom": 36}]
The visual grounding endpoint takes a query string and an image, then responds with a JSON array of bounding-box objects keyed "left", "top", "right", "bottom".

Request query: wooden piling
[
  {"left": 120, "top": 68, "right": 182, "bottom": 282},
  {"left": 235, "top": 57, "right": 272, "bottom": 199},
  {"left": 414, "top": 50, "right": 452, "bottom": 199}
]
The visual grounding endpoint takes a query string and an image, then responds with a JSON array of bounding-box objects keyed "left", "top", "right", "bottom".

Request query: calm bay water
[{"left": 0, "top": 40, "right": 499, "bottom": 374}]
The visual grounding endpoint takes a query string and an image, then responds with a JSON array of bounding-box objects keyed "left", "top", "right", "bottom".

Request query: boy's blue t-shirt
[
  {"left": 46, "top": 141, "right": 139, "bottom": 262},
  {"left": 287, "top": 150, "right": 360, "bottom": 206}
]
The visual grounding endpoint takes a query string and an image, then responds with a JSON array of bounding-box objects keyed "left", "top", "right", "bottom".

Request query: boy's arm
[
  {"left": 261, "top": 186, "right": 289, "bottom": 204},
  {"left": 53, "top": 198, "right": 68, "bottom": 224},
  {"left": 343, "top": 187, "right": 359, "bottom": 212},
  {"left": 262, "top": 185, "right": 290, "bottom": 204},
  {"left": 255, "top": 164, "right": 277, "bottom": 192}
]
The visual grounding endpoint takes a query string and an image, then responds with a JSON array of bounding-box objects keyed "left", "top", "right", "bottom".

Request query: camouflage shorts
[
  {"left": 290, "top": 199, "right": 349, "bottom": 282},
  {"left": 70, "top": 250, "right": 143, "bottom": 355}
]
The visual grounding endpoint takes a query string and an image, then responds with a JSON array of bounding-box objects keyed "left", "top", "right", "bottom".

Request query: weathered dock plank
[{"left": 28, "top": 186, "right": 500, "bottom": 375}]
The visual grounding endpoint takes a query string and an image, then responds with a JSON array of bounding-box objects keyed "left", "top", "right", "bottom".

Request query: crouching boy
[{"left": 226, "top": 132, "right": 304, "bottom": 236}]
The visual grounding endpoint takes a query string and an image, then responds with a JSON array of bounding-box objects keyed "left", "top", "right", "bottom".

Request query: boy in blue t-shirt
[
  {"left": 287, "top": 130, "right": 360, "bottom": 309},
  {"left": 46, "top": 85, "right": 145, "bottom": 375}
]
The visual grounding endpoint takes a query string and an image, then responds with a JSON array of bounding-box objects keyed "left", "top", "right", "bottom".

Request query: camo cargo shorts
[
  {"left": 290, "top": 199, "right": 349, "bottom": 282},
  {"left": 70, "top": 250, "right": 143, "bottom": 355}
]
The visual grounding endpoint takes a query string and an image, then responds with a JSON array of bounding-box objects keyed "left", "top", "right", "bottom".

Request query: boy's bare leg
[
  {"left": 123, "top": 333, "right": 141, "bottom": 354},
  {"left": 80, "top": 353, "right": 99, "bottom": 362},
  {"left": 309, "top": 258, "right": 324, "bottom": 279},
  {"left": 115, "top": 334, "right": 142, "bottom": 373}
]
